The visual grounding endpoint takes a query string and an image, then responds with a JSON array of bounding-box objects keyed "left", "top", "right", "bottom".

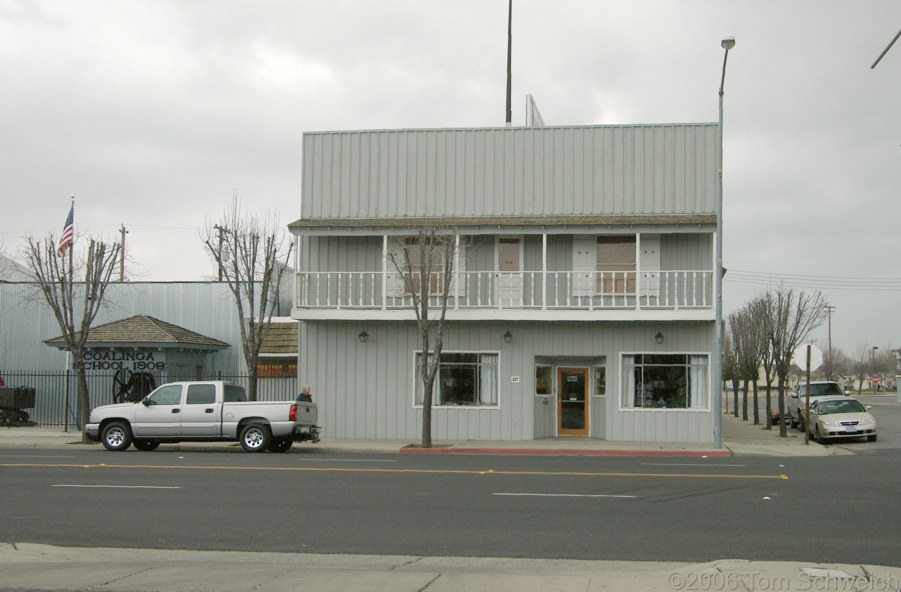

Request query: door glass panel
[
  {"left": 560, "top": 370, "right": 586, "bottom": 430},
  {"left": 535, "top": 366, "right": 551, "bottom": 395}
]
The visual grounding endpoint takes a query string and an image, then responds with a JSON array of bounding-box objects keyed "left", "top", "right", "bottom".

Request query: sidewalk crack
[
  {"left": 417, "top": 574, "right": 441, "bottom": 591},
  {"left": 393, "top": 556, "right": 423, "bottom": 570}
]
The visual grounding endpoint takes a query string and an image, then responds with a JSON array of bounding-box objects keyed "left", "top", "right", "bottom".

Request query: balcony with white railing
[{"left": 293, "top": 270, "right": 714, "bottom": 321}]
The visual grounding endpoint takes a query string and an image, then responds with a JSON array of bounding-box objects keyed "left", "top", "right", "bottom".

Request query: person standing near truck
[{"left": 296, "top": 385, "right": 313, "bottom": 402}]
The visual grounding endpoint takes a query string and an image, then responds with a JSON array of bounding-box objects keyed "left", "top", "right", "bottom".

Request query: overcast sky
[{"left": 1, "top": 0, "right": 899, "bottom": 356}]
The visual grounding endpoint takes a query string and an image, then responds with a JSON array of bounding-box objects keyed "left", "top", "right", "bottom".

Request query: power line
[{"left": 725, "top": 269, "right": 901, "bottom": 291}]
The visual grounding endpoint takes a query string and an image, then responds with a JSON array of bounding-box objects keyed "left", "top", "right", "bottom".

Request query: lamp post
[
  {"left": 872, "top": 346, "right": 879, "bottom": 390},
  {"left": 713, "top": 37, "right": 734, "bottom": 449}
]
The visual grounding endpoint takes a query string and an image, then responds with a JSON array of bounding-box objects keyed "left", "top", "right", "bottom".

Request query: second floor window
[
  {"left": 389, "top": 235, "right": 464, "bottom": 296},
  {"left": 597, "top": 236, "right": 636, "bottom": 293}
]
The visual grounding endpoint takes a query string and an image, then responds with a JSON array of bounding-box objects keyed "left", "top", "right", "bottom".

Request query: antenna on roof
[{"left": 525, "top": 94, "right": 544, "bottom": 127}]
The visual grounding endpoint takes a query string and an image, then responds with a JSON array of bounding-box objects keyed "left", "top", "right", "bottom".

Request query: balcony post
[{"left": 542, "top": 233, "right": 547, "bottom": 311}]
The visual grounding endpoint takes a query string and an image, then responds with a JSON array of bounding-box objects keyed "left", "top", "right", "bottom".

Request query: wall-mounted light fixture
[
  {"left": 503, "top": 330, "right": 513, "bottom": 344},
  {"left": 655, "top": 332, "right": 664, "bottom": 345},
  {"left": 358, "top": 330, "right": 369, "bottom": 343}
]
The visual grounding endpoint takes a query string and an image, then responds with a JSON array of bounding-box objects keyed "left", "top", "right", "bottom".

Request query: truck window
[
  {"left": 223, "top": 384, "right": 246, "bottom": 403},
  {"left": 146, "top": 385, "right": 182, "bottom": 406},
  {"left": 186, "top": 384, "right": 216, "bottom": 405}
]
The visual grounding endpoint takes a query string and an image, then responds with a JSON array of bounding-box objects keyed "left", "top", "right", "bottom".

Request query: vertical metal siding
[
  {"left": 301, "top": 125, "right": 717, "bottom": 220},
  {"left": 300, "top": 319, "right": 713, "bottom": 443},
  {"left": 0, "top": 282, "right": 253, "bottom": 374}
]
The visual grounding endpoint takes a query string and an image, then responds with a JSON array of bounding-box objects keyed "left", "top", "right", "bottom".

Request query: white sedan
[{"left": 806, "top": 396, "right": 877, "bottom": 443}]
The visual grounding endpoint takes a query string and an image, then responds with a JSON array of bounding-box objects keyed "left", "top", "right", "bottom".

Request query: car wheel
[
  {"left": 101, "top": 421, "right": 133, "bottom": 451},
  {"left": 814, "top": 425, "right": 827, "bottom": 444},
  {"left": 133, "top": 438, "right": 160, "bottom": 451},
  {"left": 867, "top": 434, "right": 877, "bottom": 442},
  {"left": 268, "top": 438, "right": 293, "bottom": 453},
  {"left": 239, "top": 423, "right": 271, "bottom": 452}
]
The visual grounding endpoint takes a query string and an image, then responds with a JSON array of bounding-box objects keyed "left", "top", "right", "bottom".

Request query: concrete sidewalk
[
  {"left": 0, "top": 410, "right": 839, "bottom": 457},
  {"left": 1, "top": 543, "right": 898, "bottom": 592}
]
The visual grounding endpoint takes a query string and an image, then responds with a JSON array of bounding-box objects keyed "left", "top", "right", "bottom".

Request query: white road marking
[
  {"left": 493, "top": 492, "right": 636, "bottom": 499},
  {"left": 52, "top": 484, "right": 180, "bottom": 489}
]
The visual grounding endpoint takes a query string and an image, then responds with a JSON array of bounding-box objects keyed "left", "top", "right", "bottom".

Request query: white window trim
[
  {"left": 617, "top": 351, "right": 712, "bottom": 412},
  {"left": 411, "top": 349, "right": 502, "bottom": 410},
  {"left": 592, "top": 363, "right": 608, "bottom": 398}
]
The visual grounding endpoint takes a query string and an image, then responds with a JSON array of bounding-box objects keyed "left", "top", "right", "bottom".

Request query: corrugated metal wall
[
  {"left": 301, "top": 125, "right": 717, "bottom": 220},
  {"left": 0, "top": 282, "right": 250, "bottom": 373},
  {"left": 300, "top": 319, "right": 713, "bottom": 443}
]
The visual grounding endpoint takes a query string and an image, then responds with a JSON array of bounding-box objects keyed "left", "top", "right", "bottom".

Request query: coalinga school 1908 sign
[{"left": 80, "top": 351, "right": 167, "bottom": 372}]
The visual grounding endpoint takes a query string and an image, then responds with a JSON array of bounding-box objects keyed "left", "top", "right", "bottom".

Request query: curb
[{"left": 400, "top": 447, "right": 732, "bottom": 457}]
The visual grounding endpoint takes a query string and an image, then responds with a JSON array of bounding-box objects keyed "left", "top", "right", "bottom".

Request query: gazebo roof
[{"left": 45, "top": 315, "right": 229, "bottom": 352}]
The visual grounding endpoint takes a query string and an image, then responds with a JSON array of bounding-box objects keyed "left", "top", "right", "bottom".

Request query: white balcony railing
[{"left": 295, "top": 270, "right": 713, "bottom": 311}]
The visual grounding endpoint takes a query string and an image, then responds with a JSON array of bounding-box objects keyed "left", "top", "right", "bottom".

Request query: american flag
[{"left": 57, "top": 204, "right": 74, "bottom": 256}]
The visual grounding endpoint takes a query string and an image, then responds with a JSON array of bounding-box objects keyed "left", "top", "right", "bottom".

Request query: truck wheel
[
  {"left": 101, "top": 421, "right": 133, "bottom": 451},
  {"left": 239, "top": 423, "right": 271, "bottom": 452},
  {"left": 268, "top": 438, "right": 293, "bottom": 453},
  {"left": 133, "top": 438, "right": 160, "bottom": 451}
]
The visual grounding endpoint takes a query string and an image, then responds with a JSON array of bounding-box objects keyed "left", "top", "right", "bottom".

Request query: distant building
[{"left": 0, "top": 254, "right": 31, "bottom": 282}]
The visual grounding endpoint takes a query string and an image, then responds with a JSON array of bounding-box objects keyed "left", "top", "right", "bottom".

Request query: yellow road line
[{"left": 0, "top": 462, "right": 789, "bottom": 480}]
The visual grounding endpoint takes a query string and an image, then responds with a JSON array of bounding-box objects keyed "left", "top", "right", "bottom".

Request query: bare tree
[
  {"left": 24, "top": 236, "right": 120, "bottom": 439},
  {"left": 747, "top": 297, "right": 778, "bottom": 429},
  {"left": 202, "top": 198, "right": 293, "bottom": 401},
  {"left": 851, "top": 343, "right": 872, "bottom": 394},
  {"left": 388, "top": 228, "right": 458, "bottom": 448},
  {"left": 729, "top": 303, "right": 766, "bottom": 424},
  {"left": 760, "top": 289, "right": 827, "bottom": 437}
]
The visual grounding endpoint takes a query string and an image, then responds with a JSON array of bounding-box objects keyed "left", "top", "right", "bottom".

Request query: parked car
[
  {"left": 85, "top": 381, "right": 320, "bottom": 452},
  {"left": 787, "top": 381, "right": 847, "bottom": 429},
  {"left": 805, "top": 396, "right": 877, "bottom": 443}
]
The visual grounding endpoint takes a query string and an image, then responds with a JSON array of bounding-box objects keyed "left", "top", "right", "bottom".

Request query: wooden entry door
[{"left": 557, "top": 367, "right": 588, "bottom": 436}]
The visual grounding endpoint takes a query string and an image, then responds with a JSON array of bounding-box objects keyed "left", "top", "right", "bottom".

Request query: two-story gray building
[{"left": 290, "top": 123, "right": 718, "bottom": 444}]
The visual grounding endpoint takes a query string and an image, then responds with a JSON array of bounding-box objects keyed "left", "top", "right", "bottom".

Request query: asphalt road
[{"left": 2, "top": 448, "right": 899, "bottom": 565}]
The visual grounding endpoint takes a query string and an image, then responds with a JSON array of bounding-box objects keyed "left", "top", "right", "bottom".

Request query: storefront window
[
  {"left": 415, "top": 352, "right": 498, "bottom": 407},
  {"left": 621, "top": 354, "right": 708, "bottom": 409}
]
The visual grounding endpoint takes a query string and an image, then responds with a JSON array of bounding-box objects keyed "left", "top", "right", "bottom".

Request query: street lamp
[{"left": 713, "top": 36, "right": 734, "bottom": 449}]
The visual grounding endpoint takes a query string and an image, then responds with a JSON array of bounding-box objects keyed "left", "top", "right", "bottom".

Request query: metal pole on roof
[{"left": 505, "top": 0, "right": 512, "bottom": 127}]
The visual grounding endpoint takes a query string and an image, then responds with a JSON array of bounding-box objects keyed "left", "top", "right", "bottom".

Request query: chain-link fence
[{"left": 0, "top": 371, "right": 298, "bottom": 429}]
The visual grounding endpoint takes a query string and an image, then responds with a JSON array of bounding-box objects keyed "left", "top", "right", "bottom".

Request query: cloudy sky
[{"left": 1, "top": 0, "right": 899, "bottom": 356}]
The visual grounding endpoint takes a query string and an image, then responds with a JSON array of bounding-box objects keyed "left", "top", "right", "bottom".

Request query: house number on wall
[{"left": 511, "top": 376, "right": 520, "bottom": 384}]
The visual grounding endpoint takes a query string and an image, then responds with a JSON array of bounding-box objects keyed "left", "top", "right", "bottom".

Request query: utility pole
[
  {"left": 825, "top": 305, "right": 835, "bottom": 379},
  {"left": 119, "top": 224, "right": 128, "bottom": 282}
]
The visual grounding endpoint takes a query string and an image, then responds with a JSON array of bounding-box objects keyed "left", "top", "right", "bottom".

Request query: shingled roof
[
  {"left": 260, "top": 322, "right": 298, "bottom": 355},
  {"left": 45, "top": 315, "right": 229, "bottom": 351}
]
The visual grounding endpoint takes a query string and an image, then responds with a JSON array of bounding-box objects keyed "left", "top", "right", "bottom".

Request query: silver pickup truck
[{"left": 85, "top": 381, "right": 319, "bottom": 452}]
